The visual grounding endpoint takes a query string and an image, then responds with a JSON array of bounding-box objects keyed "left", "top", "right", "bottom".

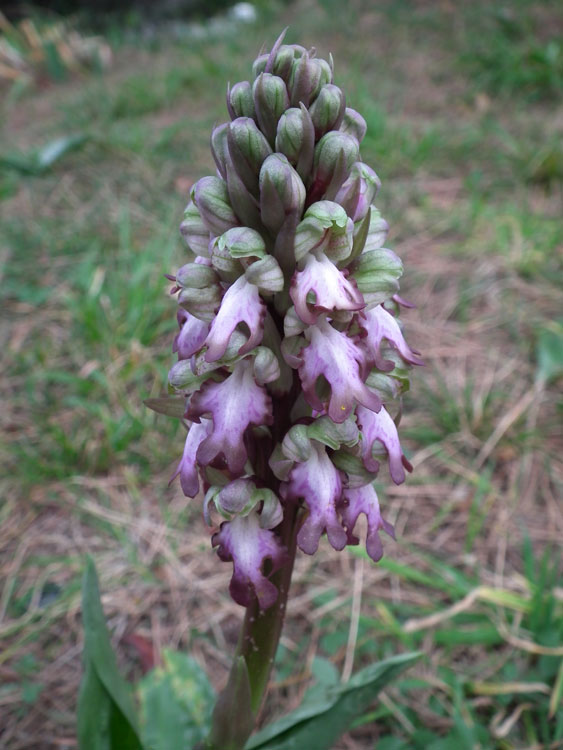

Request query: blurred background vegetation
[{"left": 1, "top": 0, "right": 562, "bottom": 748}]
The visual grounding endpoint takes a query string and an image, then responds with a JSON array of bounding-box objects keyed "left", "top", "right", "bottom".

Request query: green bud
[
  {"left": 192, "top": 176, "right": 238, "bottom": 236},
  {"left": 210, "top": 123, "right": 229, "bottom": 179},
  {"left": 180, "top": 201, "right": 211, "bottom": 257},
  {"left": 312, "top": 130, "right": 360, "bottom": 200},
  {"left": 259, "top": 153, "right": 306, "bottom": 233},
  {"left": 253, "top": 73, "right": 290, "bottom": 145},
  {"left": 228, "top": 117, "right": 272, "bottom": 196},
  {"left": 275, "top": 104, "right": 315, "bottom": 181},
  {"left": 309, "top": 83, "right": 346, "bottom": 139},
  {"left": 289, "top": 53, "right": 332, "bottom": 108},
  {"left": 340, "top": 107, "right": 367, "bottom": 143},
  {"left": 227, "top": 81, "right": 255, "bottom": 120}
]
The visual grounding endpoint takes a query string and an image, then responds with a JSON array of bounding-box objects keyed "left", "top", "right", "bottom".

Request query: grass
[{"left": 1, "top": 0, "right": 563, "bottom": 748}]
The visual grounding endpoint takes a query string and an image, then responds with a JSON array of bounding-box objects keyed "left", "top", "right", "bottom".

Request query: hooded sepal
[
  {"left": 294, "top": 201, "right": 354, "bottom": 264},
  {"left": 351, "top": 248, "right": 403, "bottom": 308},
  {"left": 339, "top": 483, "right": 395, "bottom": 562},
  {"left": 204, "top": 477, "right": 282, "bottom": 527}
]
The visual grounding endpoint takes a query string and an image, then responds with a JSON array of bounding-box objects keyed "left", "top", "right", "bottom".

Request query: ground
[{"left": 1, "top": 0, "right": 562, "bottom": 747}]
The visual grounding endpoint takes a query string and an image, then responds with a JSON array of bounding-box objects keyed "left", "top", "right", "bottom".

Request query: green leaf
[
  {"left": 245, "top": 652, "right": 421, "bottom": 750},
  {"left": 144, "top": 396, "right": 186, "bottom": 418},
  {"left": 0, "top": 135, "right": 88, "bottom": 176},
  {"left": 78, "top": 557, "right": 143, "bottom": 750},
  {"left": 536, "top": 321, "right": 563, "bottom": 384},
  {"left": 138, "top": 649, "right": 215, "bottom": 750}
]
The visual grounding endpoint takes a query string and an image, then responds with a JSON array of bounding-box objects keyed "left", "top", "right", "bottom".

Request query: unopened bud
[
  {"left": 176, "top": 262, "right": 218, "bottom": 290},
  {"left": 334, "top": 162, "right": 380, "bottom": 222},
  {"left": 309, "top": 84, "right": 346, "bottom": 139},
  {"left": 311, "top": 131, "right": 360, "bottom": 201},
  {"left": 275, "top": 104, "right": 315, "bottom": 180},
  {"left": 180, "top": 201, "right": 212, "bottom": 257},
  {"left": 211, "top": 123, "right": 229, "bottom": 179},
  {"left": 253, "top": 73, "right": 290, "bottom": 145},
  {"left": 259, "top": 153, "right": 306, "bottom": 233},
  {"left": 289, "top": 53, "right": 332, "bottom": 108},
  {"left": 227, "top": 81, "right": 255, "bottom": 120},
  {"left": 228, "top": 117, "right": 272, "bottom": 197},
  {"left": 192, "top": 176, "right": 238, "bottom": 236},
  {"left": 340, "top": 107, "right": 367, "bottom": 143}
]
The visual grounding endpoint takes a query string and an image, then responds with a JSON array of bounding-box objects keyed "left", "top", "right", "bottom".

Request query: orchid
[{"left": 157, "top": 29, "right": 422, "bottom": 748}]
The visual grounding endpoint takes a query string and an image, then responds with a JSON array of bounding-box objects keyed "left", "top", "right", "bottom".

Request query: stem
[
  {"left": 236, "top": 501, "right": 300, "bottom": 715},
  {"left": 199, "top": 311, "right": 301, "bottom": 750}
]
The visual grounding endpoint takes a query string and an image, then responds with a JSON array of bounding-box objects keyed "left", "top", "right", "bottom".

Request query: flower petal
[
  {"left": 212, "top": 512, "right": 287, "bottom": 609},
  {"left": 290, "top": 252, "right": 364, "bottom": 325},
  {"left": 173, "top": 310, "right": 209, "bottom": 360},
  {"left": 169, "top": 419, "right": 211, "bottom": 498},
  {"left": 298, "top": 316, "right": 381, "bottom": 422},
  {"left": 281, "top": 441, "right": 347, "bottom": 554},
  {"left": 204, "top": 276, "right": 266, "bottom": 362},
  {"left": 361, "top": 304, "right": 423, "bottom": 371},
  {"left": 188, "top": 360, "right": 272, "bottom": 474},
  {"left": 356, "top": 405, "right": 412, "bottom": 484},
  {"left": 339, "top": 484, "right": 395, "bottom": 561}
]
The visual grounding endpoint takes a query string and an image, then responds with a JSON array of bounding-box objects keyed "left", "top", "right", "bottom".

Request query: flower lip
[
  {"left": 356, "top": 405, "right": 413, "bottom": 485},
  {"left": 203, "top": 275, "right": 266, "bottom": 362},
  {"left": 298, "top": 315, "right": 381, "bottom": 423},
  {"left": 187, "top": 359, "right": 272, "bottom": 474},
  {"left": 212, "top": 511, "right": 287, "bottom": 609},
  {"left": 338, "top": 483, "right": 395, "bottom": 562}
]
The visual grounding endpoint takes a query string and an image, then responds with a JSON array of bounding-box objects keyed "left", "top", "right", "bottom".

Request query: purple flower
[
  {"left": 356, "top": 405, "right": 412, "bottom": 484},
  {"left": 290, "top": 252, "right": 364, "bottom": 325},
  {"left": 173, "top": 310, "right": 209, "bottom": 360},
  {"left": 298, "top": 316, "right": 381, "bottom": 422},
  {"left": 339, "top": 484, "right": 395, "bottom": 561},
  {"left": 213, "top": 510, "right": 287, "bottom": 608},
  {"left": 188, "top": 359, "right": 272, "bottom": 474},
  {"left": 204, "top": 275, "right": 266, "bottom": 362},
  {"left": 169, "top": 419, "right": 211, "bottom": 498},
  {"left": 361, "top": 304, "right": 424, "bottom": 371},
  {"left": 281, "top": 440, "right": 347, "bottom": 555}
]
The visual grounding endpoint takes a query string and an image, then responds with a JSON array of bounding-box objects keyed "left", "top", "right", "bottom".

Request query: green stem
[{"left": 236, "top": 501, "right": 300, "bottom": 716}]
